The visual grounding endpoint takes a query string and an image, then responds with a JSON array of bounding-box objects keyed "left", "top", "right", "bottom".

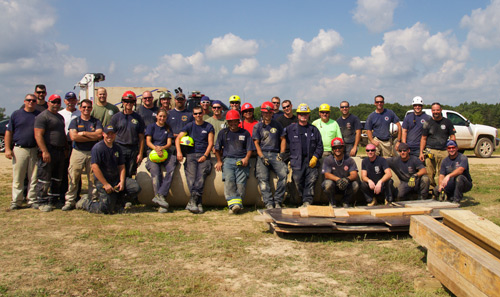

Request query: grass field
[{"left": 0, "top": 154, "right": 499, "bottom": 296}]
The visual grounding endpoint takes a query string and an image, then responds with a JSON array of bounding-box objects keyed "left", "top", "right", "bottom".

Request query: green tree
[{"left": 0, "top": 107, "right": 7, "bottom": 121}]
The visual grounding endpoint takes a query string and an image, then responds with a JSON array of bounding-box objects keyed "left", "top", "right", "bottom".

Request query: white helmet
[{"left": 412, "top": 96, "right": 423, "bottom": 105}]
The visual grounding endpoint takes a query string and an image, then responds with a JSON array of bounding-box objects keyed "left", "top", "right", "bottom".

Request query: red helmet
[
  {"left": 122, "top": 91, "right": 137, "bottom": 100},
  {"left": 261, "top": 101, "right": 274, "bottom": 112},
  {"left": 241, "top": 103, "right": 254, "bottom": 112},
  {"left": 331, "top": 137, "right": 344, "bottom": 147},
  {"left": 226, "top": 109, "right": 241, "bottom": 121}
]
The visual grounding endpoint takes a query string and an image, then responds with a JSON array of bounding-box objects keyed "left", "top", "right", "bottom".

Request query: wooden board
[
  {"left": 382, "top": 216, "right": 412, "bottom": 227},
  {"left": 330, "top": 215, "right": 386, "bottom": 225},
  {"left": 281, "top": 208, "right": 300, "bottom": 216},
  {"left": 266, "top": 209, "right": 335, "bottom": 227},
  {"left": 334, "top": 208, "right": 349, "bottom": 217},
  {"left": 272, "top": 223, "right": 406, "bottom": 234},
  {"left": 404, "top": 201, "right": 459, "bottom": 209},
  {"left": 347, "top": 208, "right": 372, "bottom": 216},
  {"left": 440, "top": 209, "right": 500, "bottom": 259},
  {"left": 271, "top": 223, "right": 338, "bottom": 234},
  {"left": 410, "top": 215, "right": 500, "bottom": 296},
  {"left": 306, "top": 205, "right": 335, "bottom": 217},
  {"left": 371, "top": 207, "right": 432, "bottom": 217}
]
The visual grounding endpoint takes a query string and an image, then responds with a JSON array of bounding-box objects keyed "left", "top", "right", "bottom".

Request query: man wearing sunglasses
[
  {"left": 228, "top": 95, "right": 242, "bottom": 114},
  {"left": 435, "top": 140, "right": 472, "bottom": 204},
  {"left": 20, "top": 84, "right": 48, "bottom": 112},
  {"left": 34, "top": 94, "right": 68, "bottom": 212},
  {"left": 5, "top": 94, "right": 41, "bottom": 209},
  {"left": 336, "top": 101, "right": 362, "bottom": 157},
  {"left": 365, "top": 95, "right": 402, "bottom": 157},
  {"left": 360, "top": 143, "right": 393, "bottom": 206},
  {"left": 205, "top": 100, "right": 226, "bottom": 144},
  {"left": 137, "top": 91, "right": 159, "bottom": 127},
  {"left": 200, "top": 96, "right": 212, "bottom": 120},
  {"left": 271, "top": 96, "right": 284, "bottom": 120},
  {"left": 387, "top": 143, "right": 429, "bottom": 201}
]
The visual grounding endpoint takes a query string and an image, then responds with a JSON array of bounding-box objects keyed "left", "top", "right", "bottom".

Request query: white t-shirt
[{"left": 58, "top": 108, "right": 81, "bottom": 141}]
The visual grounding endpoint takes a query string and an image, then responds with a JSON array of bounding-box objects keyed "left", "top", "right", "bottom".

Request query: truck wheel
[
  {"left": 474, "top": 137, "right": 493, "bottom": 158},
  {"left": 0, "top": 135, "right": 4, "bottom": 153}
]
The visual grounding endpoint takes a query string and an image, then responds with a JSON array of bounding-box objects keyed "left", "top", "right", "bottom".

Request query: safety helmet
[
  {"left": 412, "top": 96, "right": 423, "bottom": 105},
  {"left": 296, "top": 103, "right": 311, "bottom": 113},
  {"left": 122, "top": 91, "right": 137, "bottom": 100},
  {"left": 319, "top": 104, "right": 331, "bottom": 112},
  {"left": 229, "top": 95, "right": 241, "bottom": 103},
  {"left": 149, "top": 149, "right": 169, "bottom": 163},
  {"left": 159, "top": 92, "right": 171, "bottom": 100},
  {"left": 331, "top": 137, "right": 344, "bottom": 147},
  {"left": 226, "top": 109, "right": 241, "bottom": 121},
  {"left": 48, "top": 94, "right": 61, "bottom": 102},
  {"left": 260, "top": 101, "right": 274, "bottom": 112},
  {"left": 180, "top": 135, "right": 194, "bottom": 147},
  {"left": 241, "top": 103, "right": 254, "bottom": 112}
]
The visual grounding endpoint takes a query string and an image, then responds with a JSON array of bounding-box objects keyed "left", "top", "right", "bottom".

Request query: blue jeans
[
  {"left": 184, "top": 153, "right": 212, "bottom": 204},
  {"left": 255, "top": 151, "right": 287, "bottom": 206},
  {"left": 145, "top": 153, "right": 176, "bottom": 197},
  {"left": 291, "top": 158, "right": 319, "bottom": 204},
  {"left": 84, "top": 178, "right": 141, "bottom": 214},
  {"left": 116, "top": 144, "right": 139, "bottom": 178},
  {"left": 223, "top": 157, "right": 250, "bottom": 208},
  {"left": 322, "top": 179, "right": 359, "bottom": 205},
  {"left": 434, "top": 175, "right": 472, "bottom": 202}
]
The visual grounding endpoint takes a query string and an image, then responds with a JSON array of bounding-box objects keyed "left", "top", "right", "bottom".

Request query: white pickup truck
[{"left": 406, "top": 109, "right": 499, "bottom": 158}]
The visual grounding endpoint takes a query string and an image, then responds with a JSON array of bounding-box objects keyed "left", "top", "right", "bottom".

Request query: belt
[{"left": 14, "top": 144, "right": 36, "bottom": 148}]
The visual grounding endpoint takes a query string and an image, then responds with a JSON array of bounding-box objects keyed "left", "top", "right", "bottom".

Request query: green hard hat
[
  {"left": 159, "top": 92, "right": 171, "bottom": 99},
  {"left": 149, "top": 149, "right": 169, "bottom": 163}
]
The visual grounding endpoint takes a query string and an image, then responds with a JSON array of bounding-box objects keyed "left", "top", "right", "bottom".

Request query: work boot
[
  {"left": 229, "top": 205, "right": 241, "bottom": 214},
  {"left": 152, "top": 194, "right": 169, "bottom": 209},
  {"left": 197, "top": 204, "right": 204, "bottom": 214},
  {"left": 39, "top": 204, "right": 54, "bottom": 212},
  {"left": 10, "top": 204, "right": 20, "bottom": 210},
  {"left": 274, "top": 203, "right": 282, "bottom": 209},
  {"left": 158, "top": 207, "right": 168, "bottom": 213},
  {"left": 62, "top": 203, "right": 73, "bottom": 211},
  {"left": 75, "top": 198, "right": 88, "bottom": 210},
  {"left": 124, "top": 202, "right": 133, "bottom": 210},
  {"left": 185, "top": 197, "right": 199, "bottom": 214},
  {"left": 265, "top": 204, "right": 274, "bottom": 210},
  {"left": 367, "top": 199, "right": 377, "bottom": 207},
  {"left": 31, "top": 203, "right": 40, "bottom": 210},
  {"left": 300, "top": 202, "right": 311, "bottom": 208}
]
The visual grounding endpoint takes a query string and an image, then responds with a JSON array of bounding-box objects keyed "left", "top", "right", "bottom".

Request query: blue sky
[{"left": 2, "top": 0, "right": 500, "bottom": 115}]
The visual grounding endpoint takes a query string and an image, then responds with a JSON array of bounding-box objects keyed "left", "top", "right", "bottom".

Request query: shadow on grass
[
  {"left": 274, "top": 231, "right": 412, "bottom": 243},
  {"left": 460, "top": 195, "right": 480, "bottom": 207}
]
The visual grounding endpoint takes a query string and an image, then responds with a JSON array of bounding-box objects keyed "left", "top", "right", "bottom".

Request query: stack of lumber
[
  {"left": 256, "top": 200, "right": 459, "bottom": 234},
  {"left": 410, "top": 210, "right": 500, "bottom": 296}
]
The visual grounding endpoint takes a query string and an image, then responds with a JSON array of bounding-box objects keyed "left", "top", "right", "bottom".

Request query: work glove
[
  {"left": 408, "top": 174, "right": 417, "bottom": 188},
  {"left": 277, "top": 152, "right": 286, "bottom": 162},
  {"left": 423, "top": 148, "right": 434, "bottom": 160},
  {"left": 309, "top": 156, "right": 318, "bottom": 168},
  {"left": 439, "top": 190, "right": 446, "bottom": 201},
  {"left": 336, "top": 177, "right": 349, "bottom": 190},
  {"left": 260, "top": 156, "right": 270, "bottom": 166}
]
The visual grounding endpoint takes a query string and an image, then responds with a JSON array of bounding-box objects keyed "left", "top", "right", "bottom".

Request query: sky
[{"left": 2, "top": 0, "right": 500, "bottom": 115}]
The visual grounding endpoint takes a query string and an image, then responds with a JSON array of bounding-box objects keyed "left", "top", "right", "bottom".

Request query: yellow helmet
[
  {"left": 319, "top": 104, "right": 331, "bottom": 112},
  {"left": 229, "top": 95, "right": 241, "bottom": 103},
  {"left": 296, "top": 103, "right": 311, "bottom": 113},
  {"left": 180, "top": 135, "right": 194, "bottom": 147},
  {"left": 149, "top": 149, "right": 168, "bottom": 163}
]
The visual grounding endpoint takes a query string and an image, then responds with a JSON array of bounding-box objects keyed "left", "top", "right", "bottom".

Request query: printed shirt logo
[
  {"left": 152, "top": 112, "right": 157, "bottom": 117},
  {"left": 239, "top": 135, "right": 246, "bottom": 141},
  {"left": 270, "top": 128, "right": 277, "bottom": 133},
  {"left": 408, "top": 167, "right": 414, "bottom": 173},
  {"left": 108, "top": 110, "right": 114, "bottom": 115},
  {"left": 385, "top": 116, "right": 389, "bottom": 121},
  {"left": 344, "top": 165, "right": 349, "bottom": 171},
  {"left": 114, "top": 151, "right": 119, "bottom": 158},
  {"left": 421, "top": 119, "right": 426, "bottom": 124},
  {"left": 221, "top": 123, "right": 226, "bottom": 128},
  {"left": 374, "top": 166, "right": 381, "bottom": 174},
  {"left": 182, "top": 115, "right": 188, "bottom": 122},
  {"left": 131, "top": 119, "right": 138, "bottom": 125},
  {"left": 202, "top": 130, "right": 208, "bottom": 134},
  {"left": 346, "top": 123, "right": 352, "bottom": 129},
  {"left": 441, "top": 124, "right": 446, "bottom": 130}
]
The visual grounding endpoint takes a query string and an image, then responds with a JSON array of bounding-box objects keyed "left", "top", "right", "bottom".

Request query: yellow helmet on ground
[
  {"left": 180, "top": 135, "right": 194, "bottom": 147},
  {"left": 149, "top": 149, "right": 168, "bottom": 163},
  {"left": 319, "top": 104, "right": 331, "bottom": 112},
  {"left": 229, "top": 95, "right": 241, "bottom": 103},
  {"left": 296, "top": 103, "right": 311, "bottom": 113}
]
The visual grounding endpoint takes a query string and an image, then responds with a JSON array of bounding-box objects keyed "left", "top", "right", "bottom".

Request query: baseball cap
[
  {"left": 48, "top": 94, "right": 61, "bottom": 102},
  {"left": 175, "top": 93, "right": 186, "bottom": 100},
  {"left": 201, "top": 96, "right": 210, "bottom": 103},
  {"left": 331, "top": 137, "right": 344, "bottom": 147},
  {"left": 65, "top": 92, "right": 77, "bottom": 100},
  {"left": 212, "top": 100, "right": 222, "bottom": 106},
  {"left": 103, "top": 125, "right": 115, "bottom": 133},
  {"left": 398, "top": 143, "right": 409, "bottom": 151},
  {"left": 446, "top": 140, "right": 457, "bottom": 147}
]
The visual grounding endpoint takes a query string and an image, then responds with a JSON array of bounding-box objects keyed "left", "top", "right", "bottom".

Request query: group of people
[{"left": 5, "top": 86, "right": 473, "bottom": 215}]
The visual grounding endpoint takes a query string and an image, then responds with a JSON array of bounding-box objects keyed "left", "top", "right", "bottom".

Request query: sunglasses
[
  {"left": 340, "top": 106, "right": 349, "bottom": 109},
  {"left": 25, "top": 99, "right": 37, "bottom": 103},
  {"left": 447, "top": 146, "right": 457, "bottom": 150},
  {"left": 375, "top": 101, "right": 384, "bottom": 104},
  {"left": 332, "top": 146, "right": 343, "bottom": 150},
  {"left": 319, "top": 111, "right": 330, "bottom": 114},
  {"left": 212, "top": 106, "right": 221, "bottom": 109},
  {"left": 50, "top": 100, "right": 61, "bottom": 104},
  {"left": 143, "top": 96, "right": 153, "bottom": 100},
  {"left": 398, "top": 149, "right": 409, "bottom": 152},
  {"left": 366, "top": 149, "right": 376, "bottom": 152},
  {"left": 282, "top": 105, "right": 291, "bottom": 109},
  {"left": 122, "top": 100, "right": 136, "bottom": 104},
  {"left": 193, "top": 112, "right": 202, "bottom": 115},
  {"left": 81, "top": 106, "right": 92, "bottom": 109},
  {"left": 230, "top": 102, "right": 239, "bottom": 105},
  {"left": 36, "top": 91, "right": 46, "bottom": 94},
  {"left": 272, "top": 102, "right": 280, "bottom": 105},
  {"left": 243, "top": 110, "right": 253, "bottom": 113}
]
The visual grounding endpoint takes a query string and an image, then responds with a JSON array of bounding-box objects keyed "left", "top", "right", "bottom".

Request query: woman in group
[{"left": 145, "top": 108, "right": 175, "bottom": 213}]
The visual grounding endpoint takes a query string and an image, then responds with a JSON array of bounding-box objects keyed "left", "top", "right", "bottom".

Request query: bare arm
[
  {"left": 4, "top": 130, "right": 13, "bottom": 159},
  {"left": 35, "top": 128, "right": 50, "bottom": 163},
  {"left": 419, "top": 135, "right": 427, "bottom": 162}
]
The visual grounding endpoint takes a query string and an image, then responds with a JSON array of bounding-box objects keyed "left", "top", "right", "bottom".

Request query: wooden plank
[
  {"left": 306, "top": 205, "right": 335, "bottom": 217},
  {"left": 410, "top": 215, "right": 500, "bottom": 296},
  {"left": 281, "top": 208, "right": 300, "bottom": 216},
  {"left": 347, "top": 208, "right": 372, "bottom": 216},
  {"left": 404, "top": 201, "right": 459, "bottom": 209},
  {"left": 371, "top": 207, "right": 432, "bottom": 217},
  {"left": 265, "top": 209, "right": 335, "bottom": 227},
  {"left": 382, "top": 216, "right": 411, "bottom": 227},
  {"left": 334, "top": 208, "right": 349, "bottom": 217},
  {"left": 299, "top": 207, "right": 308, "bottom": 218},
  {"left": 440, "top": 209, "right": 500, "bottom": 259},
  {"left": 427, "top": 251, "right": 487, "bottom": 297},
  {"left": 330, "top": 215, "right": 385, "bottom": 224}
]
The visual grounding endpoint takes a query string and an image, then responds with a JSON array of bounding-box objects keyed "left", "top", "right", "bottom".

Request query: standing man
[
  {"left": 81, "top": 125, "right": 141, "bottom": 214},
  {"left": 176, "top": 106, "right": 214, "bottom": 214},
  {"left": 228, "top": 95, "right": 241, "bottom": 114},
  {"left": 387, "top": 143, "right": 429, "bottom": 201},
  {"left": 419, "top": 102, "right": 456, "bottom": 188},
  {"left": 285, "top": 103, "right": 323, "bottom": 207},
  {"left": 321, "top": 138, "right": 359, "bottom": 208},
  {"left": 336, "top": 101, "right": 362, "bottom": 157},
  {"left": 271, "top": 96, "right": 284, "bottom": 120},
  {"left": 365, "top": 95, "right": 402, "bottom": 157},
  {"left": 5, "top": 94, "right": 41, "bottom": 209},
  {"left": 276, "top": 100, "right": 297, "bottom": 129},
  {"left": 402, "top": 96, "right": 431, "bottom": 158},
  {"left": 215, "top": 110, "right": 254, "bottom": 214},
  {"left": 360, "top": 143, "right": 393, "bottom": 206},
  {"left": 312, "top": 104, "right": 342, "bottom": 157},
  {"left": 205, "top": 100, "right": 226, "bottom": 144},
  {"left": 167, "top": 92, "right": 194, "bottom": 137},
  {"left": 253, "top": 102, "right": 287, "bottom": 209},
  {"left": 137, "top": 91, "right": 159, "bottom": 127},
  {"left": 200, "top": 96, "right": 212, "bottom": 120},
  {"left": 436, "top": 140, "right": 472, "bottom": 204},
  {"left": 23, "top": 84, "right": 48, "bottom": 111},
  {"left": 34, "top": 94, "right": 68, "bottom": 212},
  {"left": 110, "top": 91, "right": 145, "bottom": 179},
  {"left": 62, "top": 99, "right": 103, "bottom": 211},
  {"left": 91, "top": 87, "right": 119, "bottom": 126},
  {"left": 276, "top": 100, "right": 298, "bottom": 202}
]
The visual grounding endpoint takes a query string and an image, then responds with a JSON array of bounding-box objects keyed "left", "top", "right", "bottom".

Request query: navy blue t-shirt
[
  {"left": 110, "top": 112, "right": 145, "bottom": 146},
  {"left": 272, "top": 110, "right": 284, "bottom": 120},
  {"left": 7, "top": 109, "right": 40, "bottom": 147},
  {"left": 252, "top": 120, "right": 284, "bottom": 153},
  {"left": 362, "top": 156, "right": 389, "bottom": 184},
  {"left": 336, "top": 114, "right": 362, "bottom": 145},
  {"left": 215, "top": 128, "right": 254, "bottom": 158},
  {"left": 402, "top": 112, "right": 431, "bottom": 150},
  {"left": 387, "top": 155, "right": 425, "bottom": 182},
  {"left": 422, "top": 117, "right": 455, "bottom": 150},
  {"left": 180, "top": 121, "right": 215, "bottom": 154},
  {"left": 321, "top": 155, "right": 358, "bottom": 178},
  {"left": 440, "top": 153, "right": 472, "bottom": 182},
  {"left": 136, "top": 105, "right": 159, "bottom": 127},
  {"left": 91, "top": 140, "right": 125, "bottom": 185},
  {"left": 145, "top": 123, "right": 174, "bottom": 147},
  {"left": 365, "top": 109, "right": 399, "bottom": 141},
  {"left": 68, "top": 116, "right": 103, "bottom": 151},
  {"left": 167, "top": 109, "right": 193, "bottom": 135}
]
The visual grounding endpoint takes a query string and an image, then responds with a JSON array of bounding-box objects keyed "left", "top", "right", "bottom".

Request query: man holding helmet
[
  {"left": 402, "top": 96, "right": 431, "bottom": 158},
  {"left": 253, "top": 101, "right": 287, "bottom": 209}
]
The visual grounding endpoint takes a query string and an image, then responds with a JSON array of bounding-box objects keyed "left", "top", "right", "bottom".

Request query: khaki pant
[
  {"left": 65, "top": 149, "right": 95, "bottom": 206},
  {"left": 374, "top": 137, "right": 395, "bottom": 157},
  {"left": 11, "top": 147, "right": 38, "bottom": 206},
  {"left": 425, "top": 149, "right": 448, "bottom": 188}
]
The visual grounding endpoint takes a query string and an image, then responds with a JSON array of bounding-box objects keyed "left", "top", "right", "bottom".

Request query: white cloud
[
  {"left": 353, "top": 0, "right": 398, "bottom": 33},
  {"left": 133, "top": 65, "right": 149, "bottom": 74},
  {"left": 63, "top": 56, "right": 88, "bottom": 77},
  {"left": 233, "top": 58, "right": 260, "bottom": 75},
  {"left": 205, "top": 33, "right": 259, "bottom": 59},
  {"left": 461, "top": 0, "right": 500, "bottom": 49},
  {"left": 108, "top": 61, "right": 116, "bottom": 74}
]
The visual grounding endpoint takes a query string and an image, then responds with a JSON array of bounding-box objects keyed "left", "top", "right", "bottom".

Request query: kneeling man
[{"left": 360, "top": 143, "right": 393, "bottom": 206}]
